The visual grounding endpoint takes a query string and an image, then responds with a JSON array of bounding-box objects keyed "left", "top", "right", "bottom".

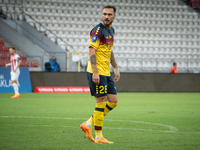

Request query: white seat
[{"left": 17, "top": 0, "right": 199, "bottom": 72}]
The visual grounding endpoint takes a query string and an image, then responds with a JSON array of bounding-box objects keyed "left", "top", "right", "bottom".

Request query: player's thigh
[
  {"left": 107, "top": 76, "right": 117, "bottom": 95},
  {"left": 106, "top": 76, "right": 118, "bottom": 103},
  {"left": 11, "top": 72, "right": 16, "bottom": 81},
  {"left": 11, "top": 72, "right": 19, "bottom": 83},
  {"left": 87, "top": 72, "right": 108, "bottom": 97}
]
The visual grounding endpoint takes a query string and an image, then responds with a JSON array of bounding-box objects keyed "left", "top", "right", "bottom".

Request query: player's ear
[{"left": 114, "top": 13, "right": 116, "bottom": 18}]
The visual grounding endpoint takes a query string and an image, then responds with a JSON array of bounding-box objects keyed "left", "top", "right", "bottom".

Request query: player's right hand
[
  {"left": 5, "top": 64, "right": 7, "bottom": 68},
  {"left": 92, "top": 73, "right": 100, "bottom": 85}
]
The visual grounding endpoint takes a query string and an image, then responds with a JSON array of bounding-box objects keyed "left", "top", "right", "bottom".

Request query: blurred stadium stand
[
  {"left": 0, "top": 0, "right": 200, "bottom": 73},
  {"left": 0, "top": 38, "right": 40, "bottom": 68}
]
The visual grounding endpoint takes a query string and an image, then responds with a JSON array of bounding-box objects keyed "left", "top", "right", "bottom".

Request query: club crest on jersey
[{"left": 92, "top": 35, "right": 98, "bottom": 43}]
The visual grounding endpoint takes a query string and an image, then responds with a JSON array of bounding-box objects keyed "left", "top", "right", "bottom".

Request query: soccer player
[
  {"left": 80, "top": 5, "right": 120, "bottom": 144},
  {"left": 5, "top": 47, "right": 21, "bottom": 98},
  {"left": 170, "top": 62, "right": 178, "bottom": 73}
]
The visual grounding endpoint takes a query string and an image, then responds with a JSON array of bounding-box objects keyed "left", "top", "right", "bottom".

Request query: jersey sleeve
[
  {"left": 16, "top": 54, "right": 20, "bottom": 61},
  {"left": 89, "top": 26, "right": 102, "bottom": 50}
]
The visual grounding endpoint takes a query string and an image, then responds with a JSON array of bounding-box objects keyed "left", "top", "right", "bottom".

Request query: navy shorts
[{"left": 87, "top": 72, "right": 117, "bottom": 96}]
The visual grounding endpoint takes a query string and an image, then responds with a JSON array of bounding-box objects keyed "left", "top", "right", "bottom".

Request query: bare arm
[
  {"left": 111, "top": 51, "right": 120, "bottom": 82},
  {"left": 5, "top": 63, "right": 11, "bottom": 67},
  {"left": 111, "top": 51, "right": 118, "bottom": 68},
  {"left": 89, "top": 47, "right": 99, "bottom": 84}
]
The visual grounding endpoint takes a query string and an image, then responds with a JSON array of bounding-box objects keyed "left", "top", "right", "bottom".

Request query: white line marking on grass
[
  {"left": 0, "top": 116, "right": 188, "bottom": 133},
  {"left": 106, "top": 119, "right": 178, "bottom": 132},
  {"left": 0, "top": 116, "right": 178, "bottom": 131},
  {"left": 2, "top": 123, "right": 200, "bottom": 135}
]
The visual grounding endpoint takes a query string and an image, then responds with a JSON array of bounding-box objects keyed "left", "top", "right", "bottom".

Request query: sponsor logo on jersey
[{"left": 92, "top": 35, "right": 98, "bottom": 43}]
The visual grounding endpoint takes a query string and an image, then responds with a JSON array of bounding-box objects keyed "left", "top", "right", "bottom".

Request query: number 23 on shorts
[{"left": 96, "top": 85, "right": 107, "bottom": 94}]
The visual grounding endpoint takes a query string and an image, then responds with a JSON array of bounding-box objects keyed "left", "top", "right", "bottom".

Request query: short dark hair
[
  {"left": 10, "top": 47, "right": 15, "bottom": 51},
  {"left": 173, "top": 62, "right": 176, "bottom": 66},
  {"left": 103, "top": 5, "right": 116, "bottom": 14}
]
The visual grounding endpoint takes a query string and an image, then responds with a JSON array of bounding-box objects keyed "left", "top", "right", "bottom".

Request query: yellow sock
[
  {"left": 95, "top": 130, "right": 103, "bottom": 139},
  {"left": 86, "top": 116, "right": 94, "bottom": 127},
  {"left": 94, "top": 102, "right": 106, "bottom": 138},
  {"left": 87, "top": 102, "right": 118, "bottom": 127},
  {"left": 104, "top": 101, "right": 118, "bottom": 116}
]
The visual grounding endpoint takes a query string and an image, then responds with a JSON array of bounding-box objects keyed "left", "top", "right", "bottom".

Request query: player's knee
[
  {"left": 114, "top": 97, "right": 118, "bottom": 103},
  {"left": 95, "top": 96, "right": 107, "bottom": 103}
]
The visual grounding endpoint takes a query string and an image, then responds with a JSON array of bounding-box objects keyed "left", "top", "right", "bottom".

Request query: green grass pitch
[{"left": 0, "top": 93, "right": 200, "bottom": 150}]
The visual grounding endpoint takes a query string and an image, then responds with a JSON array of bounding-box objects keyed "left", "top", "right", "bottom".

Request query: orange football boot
[
  {"left": 94, "top": 137, "right": 114, "bottom": 144},
  {"left": 80, "top": 122, "right": 94, "bottom": 142},
  {"left": 11, "top": 94, "right": 20, "bottom": 98}
]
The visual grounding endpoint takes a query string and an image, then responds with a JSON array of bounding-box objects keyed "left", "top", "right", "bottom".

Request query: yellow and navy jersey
[{"left": 87, "top": 23, "right": 115, "bottom": 76}]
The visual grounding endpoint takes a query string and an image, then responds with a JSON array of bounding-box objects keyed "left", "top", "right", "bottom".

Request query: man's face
[
  {"left": 102, "top": 8, "right": 116, "bottom": 27},
  {"left": 52, "top": 57, "right": 56, "bottom": 62},
  {"left": 9, "top": 48, "right": 15, "bottom": 55}
]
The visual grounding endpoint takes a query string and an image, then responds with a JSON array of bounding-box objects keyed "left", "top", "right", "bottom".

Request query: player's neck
[
  {"left": 101, "top": 22, "right": 112, "bottom": 30},
  {"left": 11, "top": 53, "right": 15, "bottom": 56}
]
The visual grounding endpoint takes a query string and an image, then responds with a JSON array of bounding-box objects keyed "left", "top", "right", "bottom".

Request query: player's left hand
[
  {"left": 13, "top": 69, "right": 16, "bottom": 72},
  {"left": 114, "top": 76, "right": 120, "bottom": 82},
  {"left": 114, "top": 68, "right": 120, "bottom": 82}
]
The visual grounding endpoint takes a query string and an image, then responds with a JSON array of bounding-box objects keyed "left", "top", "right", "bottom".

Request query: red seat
[
  {"left": 0, "top": 56, "right": 9, "bottom": 66},
  {"left": 2, "top": 47, "right": 9, "bottom": 51},
  {"left": 20, "top": 61, "right": 26, "bottom": 67},
  {"left": 197, "top": 0, "right": 200, "bottom": 8},
  {"left": 25, "top": 61, "right": 29, "bottom": 67},
  {"left": 5, "top": 55, "right": 10, "bottom": 62},
  {"left": 0, "top": 56, "right": 6, "bottom": 62},
  {"left": 0, "top": 61, "right": 5, "bottom": 66},
  {"left": 190, "top": 0, "right": 197, "bottom": 7},
  {"left": 20, "top": 54, "right": 27, "bottom": 62},
  {"left": 21, "top": 61, "right": 29, "bottom": 67},
  {"left": 0, "top": 39, "right": 4, "bottom": 44},
  {"left": 0, "top": 44, "right": 4, "bottom": 50},
  {"left": 3, "top": 50, "right": 9, "bottom": 55},
  {"left": 31, "top": 61, "right": 38, "bottom": 67}
]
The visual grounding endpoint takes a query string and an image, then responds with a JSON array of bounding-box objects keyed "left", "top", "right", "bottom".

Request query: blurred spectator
[
  {"left": 44, "top": 56, "right": 60, "bottom": 72},
  {"left": 0, "top": 9, "right": 6, "bottom": 19},
  {"left": 170, "top": 62, "right": 178, "bottom": 73}
]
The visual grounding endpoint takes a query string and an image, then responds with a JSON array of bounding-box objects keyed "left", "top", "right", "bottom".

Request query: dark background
[{"left": 30, "top": 72, "right": 200, "bottom": 92}]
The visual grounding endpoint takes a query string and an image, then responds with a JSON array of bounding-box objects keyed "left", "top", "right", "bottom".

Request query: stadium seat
[
  {"left": 190, "top": 0, "right": 197, "bottom": 8},
  {"left": 0, "top": 39, "right": 4, "bottom": 45},
  {"left": 0, "top": 61, "right": 5, "bottom": 66},
  {"left": 2, "top": 0, "right": 197, "bottom": 72},
  {"left": 188, "top": 60, "right": 200, "bottom": 70},
  {"left": 0, "top": 56, "right": 6, "bottom": 62},
  {"left": 2, "top": 50, "right": 9, "bottom": 55},
  {"left": 2, "top": 47, "right": 9, "bottom": 51},
  {"left": 197, "top": 0, "right": 200, "bottom": 8},
  {"left": 31, "top": 61, "right": 38, "bottom": 67},
  {"left": 20, "top": 54, "right": 27, "bottom": 62},
  {"left": 21, "top": 61, "right": 29, "bottom": 67}
]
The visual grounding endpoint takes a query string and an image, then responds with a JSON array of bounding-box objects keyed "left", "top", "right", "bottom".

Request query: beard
[{"left": 103, "top": 19, "right": 113, "bottom": 27}]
